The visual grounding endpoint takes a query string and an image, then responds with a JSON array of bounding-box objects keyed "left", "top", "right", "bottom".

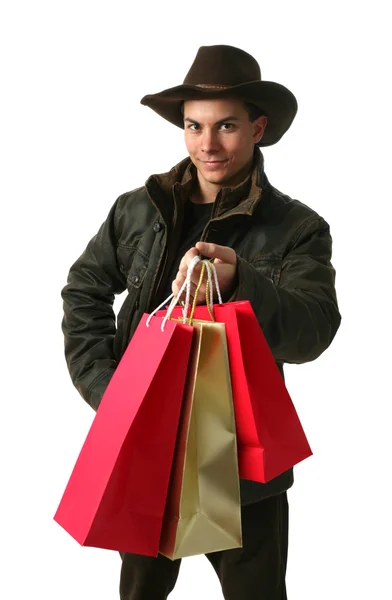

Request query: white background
[{"left": 1, "top": 0, "right": 391, "bottom": 598}]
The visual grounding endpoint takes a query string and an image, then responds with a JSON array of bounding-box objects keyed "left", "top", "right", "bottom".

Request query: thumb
[{"left": 196, "top": 242, "right": 236, "bottom": 265}]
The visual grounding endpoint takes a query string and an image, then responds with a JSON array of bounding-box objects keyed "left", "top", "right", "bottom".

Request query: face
[{"left": 183, "top": 98, "right": 267, "bottom": 190}]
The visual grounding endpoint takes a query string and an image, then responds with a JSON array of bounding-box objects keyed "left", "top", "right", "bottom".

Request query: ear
[{"left": 252, "top": 115, "right": 268, "bottom": 144}]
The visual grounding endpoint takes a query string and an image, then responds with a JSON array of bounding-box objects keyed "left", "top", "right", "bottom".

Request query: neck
[{"left": 191, "top": 181, "right": 217, "bottom": 204}]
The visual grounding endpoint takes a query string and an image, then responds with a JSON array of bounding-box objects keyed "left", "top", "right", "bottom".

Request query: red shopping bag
[
  {"left": 54, "top": 314, "right": 194, "bottom": 556},
  {"left": 158, "top": 301, "right": 312, "bottom": 483}
]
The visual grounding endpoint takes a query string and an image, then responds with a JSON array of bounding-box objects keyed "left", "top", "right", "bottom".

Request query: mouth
[{"left": 201, "top": 159, "right": 229, "bottom": 168}]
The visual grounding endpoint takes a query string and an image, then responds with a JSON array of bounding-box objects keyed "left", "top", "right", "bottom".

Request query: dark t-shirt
[{"left": 159, "top": 199, "right": 213, "bottom": 303}]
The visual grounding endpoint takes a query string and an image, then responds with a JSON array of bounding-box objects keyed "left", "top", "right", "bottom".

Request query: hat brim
[{"left": 140, "top": 80, "right": 297, "bottom": 147}]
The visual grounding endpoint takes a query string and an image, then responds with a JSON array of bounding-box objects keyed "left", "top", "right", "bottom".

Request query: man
[{"left": 61, "top": 45, "right": 341, "bottom": 599}]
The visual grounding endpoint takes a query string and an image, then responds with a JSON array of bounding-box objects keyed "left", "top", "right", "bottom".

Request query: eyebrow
[{"left": 184, "top": 116, "right": 240, "bottom": 125}]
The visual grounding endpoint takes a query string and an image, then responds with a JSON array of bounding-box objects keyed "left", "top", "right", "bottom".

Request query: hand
[{"left": 171, "top": 242, "right": 237, "bottom": 305}]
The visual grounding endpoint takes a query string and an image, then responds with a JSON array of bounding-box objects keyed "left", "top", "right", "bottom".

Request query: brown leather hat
[{"left": 140, "top": 45, "right": 297, "bottom": 147}]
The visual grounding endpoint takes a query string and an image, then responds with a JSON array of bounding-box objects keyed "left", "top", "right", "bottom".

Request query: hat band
[{"left": 193, "top": 84, "right": 232, "bottom": 89}]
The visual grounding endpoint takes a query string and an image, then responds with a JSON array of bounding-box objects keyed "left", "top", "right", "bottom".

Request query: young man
[{"left": 61, "top": 45, "right": 341, "bottom": 599}]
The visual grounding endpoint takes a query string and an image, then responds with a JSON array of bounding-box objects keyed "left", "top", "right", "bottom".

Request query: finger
[
  {"left": 182, "top": 287, "right": 207, "bottom": 306},
  {"left": 178, "top": 259, "right": 202, "bottom": 278},
  {"left": 190, "top": 270, "right": 206, "bottom": 290},
  {"left": 171, "top": 281, "right": 181, "bottom": 298},
  {"left": 172, "top": 276, "right": 199, "bottom": 300},
  {"left": 175, "top": 263, "right": 202, "bottom": 293},
  {"left": 195, "top": 242, "right": 236, "bottom": 265},
  {"left": 172, "top": 273, "right": 186, "bottom": 297},
  {"left": 178, "top": 247, "right": 200, "bottom": 273}
]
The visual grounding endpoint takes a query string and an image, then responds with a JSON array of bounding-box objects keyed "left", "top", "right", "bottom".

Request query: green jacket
[{"left": 62, "top": 148, "right": 341, "bottom": 503}]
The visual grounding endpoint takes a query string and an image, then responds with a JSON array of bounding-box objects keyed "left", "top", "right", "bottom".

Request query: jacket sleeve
[
  {"left": 233, "top": 216, "right": 341, "bottom": 364},
  {"left": 61, "top": 198, "right": 127, "bottom": 410}
]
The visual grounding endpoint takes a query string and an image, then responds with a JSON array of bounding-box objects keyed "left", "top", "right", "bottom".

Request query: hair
[
  {"left": 180, "top": 100, "right": 266, "bottom": 122},
  {"left": 243, "top": 102, "right": 267, "bottom": 122}
]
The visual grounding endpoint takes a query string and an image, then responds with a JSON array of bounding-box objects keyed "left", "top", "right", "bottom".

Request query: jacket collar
[{"left": 145, "top": 147, "right": 268, "bottom": 222}]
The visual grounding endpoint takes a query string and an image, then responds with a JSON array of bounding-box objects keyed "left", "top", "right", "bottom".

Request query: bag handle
[
  {"left": 146, "top": 255, "right": 224, "bottom": 331},
  {"left": 182, "top": 259, "right": 224, "bottom": 324},
  {"left": 206, "top": 259, "right": 223, "bottom": 306},
  {"left": 187, "top": 261, "right": 215, "bottom": 324},
  {"left": 146, "top": 254, "right": 201, "bottom": 329}
]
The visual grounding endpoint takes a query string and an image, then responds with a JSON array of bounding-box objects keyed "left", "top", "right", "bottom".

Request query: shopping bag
[
  {"left": 215, "top": 300, "right": 312, "bottom": 483},
  {"left": 54, "top": 313, "right": 194, "bottom": 556},
  {"left": 157, "top": 261, "right": 312, "bottom": 484},
  {"left": 159, "top": 262, "right": 242, "bottom": 560}
]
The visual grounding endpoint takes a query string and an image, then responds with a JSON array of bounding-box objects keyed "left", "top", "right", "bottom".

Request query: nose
[{"left": 201, "top": 128, "right": 221, "bottom": 154}]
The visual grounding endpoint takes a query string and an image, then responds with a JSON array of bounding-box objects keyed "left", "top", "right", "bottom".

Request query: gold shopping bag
[{"left": 159, "top": 262, "right": 242, "bottom": 560}]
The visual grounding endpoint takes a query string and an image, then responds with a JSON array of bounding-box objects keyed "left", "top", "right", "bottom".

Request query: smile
[{"left": 201, "top": 160, "right": 228, "bottom": 168}]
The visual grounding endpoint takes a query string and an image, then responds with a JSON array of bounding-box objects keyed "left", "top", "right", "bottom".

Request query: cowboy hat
[{"left": 140, "top": 44, "right": 297, "bottom": 147}]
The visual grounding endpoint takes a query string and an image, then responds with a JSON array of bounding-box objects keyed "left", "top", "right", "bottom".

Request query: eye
[
  {"left": 187, "top": 123, "right": 200, "bottom": 131},
  {"left": 220, "top": 123, "right": 234, "bottom": 130}
]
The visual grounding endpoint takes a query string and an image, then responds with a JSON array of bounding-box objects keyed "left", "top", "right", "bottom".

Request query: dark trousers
[{"left": 120, "top": 492, "right": 288, "bottom": 600}]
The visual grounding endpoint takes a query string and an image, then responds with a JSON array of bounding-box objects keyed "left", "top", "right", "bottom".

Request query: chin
[
  {"left": 213, "top": 173, "right": 239, "bottom": 186},
  {"left": 201, "top": 168, "right": 234, "bottom": 182},
  {"left": 204, "top": 174, "right": 230, "bottom": 186}
]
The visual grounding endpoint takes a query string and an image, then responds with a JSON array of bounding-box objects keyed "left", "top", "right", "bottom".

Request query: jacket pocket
[{"left": 117, "top": 246, "right": 149, "bottom": 291}]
